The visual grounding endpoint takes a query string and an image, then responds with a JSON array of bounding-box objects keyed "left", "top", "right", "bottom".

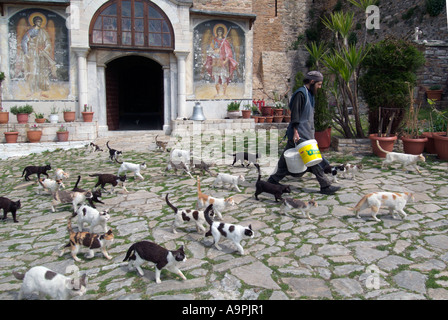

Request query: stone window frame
[{"left": 89, "top": 0, "right": 174, "bottom": 51}]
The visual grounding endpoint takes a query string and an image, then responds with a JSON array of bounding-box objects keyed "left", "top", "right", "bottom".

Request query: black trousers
[{"left": 268, "top": 139, "right": 331, "bottom": 189}]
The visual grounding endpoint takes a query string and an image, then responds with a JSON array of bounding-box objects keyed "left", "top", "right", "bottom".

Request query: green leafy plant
[
  {"left": 425, "top": 0, "right": 446, "bottom": 16},
  {"left": 50, "top": 105, "right": 59, "bottom": 114},
  {"left": 10, "top": 104, "right": 34, "bottom": 115},
  {"left": 429, "top": 84, "right": 442, "bottom": 90},
  {"left": 34, "top": 112, "right": 45, "bottom": 119},
  {"left": 57, "top": 124, "right": 67, "bottom": 132},
  {"left": 227, "top": 101, "right": 241, "bottom": 112},
  {"left": 83, "top": 104, "right": 92, "bottom": 112}
]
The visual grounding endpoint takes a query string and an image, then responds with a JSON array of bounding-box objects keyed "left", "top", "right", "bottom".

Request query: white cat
[
  {"left": 13, "top": 266, "right": 87, "bottom": 300},
  {"left": 75, "top": 204, "right": 110, "bottom": 233},
  {"left": 212, "top": 173, "right": 245, "bottom": 192},
  {"left": 36, "top": 178, "right": 65, "bottom": 195},
  {"left": 116, "top": 160, "right": 146, "bottom": 180},
  {"left": 350, "top": 191, "right": 414, "bottom": 222},
  {"left": 165, "top": 193, "right": 215, "bottom": 234},
  {"left": 54, "top": 168, "right": 70, "bottom": 181},
  {"left": 343, "top": 163, "right": 363, "bottom": 180},
  {"left": 204, "top": 204, "right": 254, "bottom": 255},
  {"left": 197, "top": 177, "right": 235, "bottom": 220},
  {"left": 170, "top": 148, "right": 191, "bottom": 166},
  {"left": 376, "top": 140, "right": 425, "bottom": 174}
]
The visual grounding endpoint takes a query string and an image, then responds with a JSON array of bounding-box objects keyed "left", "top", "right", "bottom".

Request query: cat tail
[
  {"left": 123, "top": 244, "right": 136, "bottom": 262},
  {"left": 114, "top": 158, "right": 123, "bottom": 164},
  {"left": 165, "top": 193, "right": 178, "bottom": 213},
  {"left": 73, "top": 175, "right": 81, "bottom": 191},
  {"left": 106, "top": 141, "right": 111, "bottom": 150},
  {"left": 204, "top": 204, "right": 214, "bottom": 226},
  {"left": 21, "top": 168, "right": 26, "bottom": 177},
  {"left": 13, "top": 271, "right": 25, "bottom": 280},
  {"left": 255, "top": 163, "right": 261, "bottom": 182},
  {"left": 349, "top": 194, "right": 368, "bottom": 213},
  {"left": 197, "top": 177, "right": 202, "bottom": 196},
  {"left": 375, "top": 140, "right": 389, "bottom": 155}
]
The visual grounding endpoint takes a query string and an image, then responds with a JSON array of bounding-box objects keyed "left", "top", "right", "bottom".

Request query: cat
[
  {"left": 212, "top": 173, "right": 245, "bottom": 192},
  {"left": 89, "top": 173, "right": 128, "bottom": 194},
  {"left": 123, "top": 241, "right": 187, "bottom": 284},
  {"left": 376, "top": 140, "right": 425, "bottom": 174},
  {"left": 0, "top": 197, "right": 21, "bottom": 223},
  {"left": 115, "top": 159, "right": 146, "bottom": 180},
  {"left": 170, "top": 148, "right": 191, "bottom": 166},
  {"left": 106, "top": 141, "right": 123, "bottom": 162},
  {"left": 204, "top": 204, "right": 254, "bottom": 255},
  {"left": 50, "top": 189, "right": 93, "bottom": 213},
  {"left": 54, "top": 168, "right": 70, "bottom": 181},
  {"left": 13, "top": 266, "right": 87, "bottom": 300},
  {"left": 74, "top": 204, "right": 111, "bottom": 233},
  {"left": 282, "top": 197, "right": 318, "bottom": 220},
  {"left": 254, "top": 164, "right": 291, "bottom": 202},
  {"left": 60, "top": 216, "right": 113, "bottom": 262},
  {"left": 231, "top": 152, "right": 260, "bottom": 167},
  {"left": 323, "top": 164, "right": 346, "bottom": 183},
  {"left": 72, "top": 175, "right": 104, "bottom": 208},
  {"left": 197, "top": 177, "right": 235, "bottom": 220},
  {"left": 165, "top": 193, "right": 215, "bottom": 234},
  {"left": 36, "top": 178, "right": 65, "bottom": 195},
  {"left": 89, "top": 142, "right": 103, "bottom": 152},
  {"left": 342, "top": 163, "right": 363, "bottom": 180},
  {"left": 154, "top": 135, "right": 168, "bottom": 152},
  {"left": 190, "top": 159, "right": 215, "bottom": 176},
  {"left": 165, "top": 160, "right": 194, "bottom": 179},
  {"left": 349, "top": 191, "right": 414, "bottom": 222},
  {"left": 22, "top": 164, "right": 51, "bottom": 181}
]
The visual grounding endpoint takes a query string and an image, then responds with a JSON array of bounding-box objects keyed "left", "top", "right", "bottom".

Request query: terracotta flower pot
[
  {"left": 273, "top": 115, "right": 283, "bottom": 123},
  {"left": 63, "top": 111, "right": 76, "bottom": 122},
  {"left": 27, "top": 130, "right": 42, "bottom": 143},
  {"left": 35, "top": 118, "right": 46, "bottom": 124},
  {"left": 241, "top": 110, "right": 251, "bottom": 119},
  {"left": 433, "top": 133, "right": 448, "bottom": 160},
  {"left": 422, "top": 132, "right": 444, "bottom": 154},
  {"left": 16, "top": 113, "right": 29, "bottom": 124},
  {"left": 0, "top": 111, "right": 9, "bottom": 124},
  {"left": 4, "top": 131, "right": 19, "bottom": 143},
  {"left": 261, "top": 106, "right": 272, "bottom": 116},
  {"left": 82, "top": 111, "right": 94, "bottom": 122},
  {"left": 273, "top": 108, "right": 283, "bottom": 116},
  {"left": 258, "top": 117, "right": 265, "bottom": 123},
  {"left": 57, "top": 131, "right": 69, "bottom": 142},
  {"left": 315, "top": 127, "right": 332, "bottom": 151},
  {"left": 283, "top": 115, "right": 291, "bottom": 123},
  {"left": 265, "top": 116, "right": 273, "bottom": 123},
  {"left": 369, "top": 134, "right": 397, "bottom": 158},
  {"left": 426, "top": 89, "right": 443, "bottom": 101},
  {"left": 401, "top": 136, "right": 428, "bottom": 155}
]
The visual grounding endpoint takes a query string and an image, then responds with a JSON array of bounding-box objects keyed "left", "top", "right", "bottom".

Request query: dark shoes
[{"left": 320, "top": 185, "right": 341, "bottom": 195}]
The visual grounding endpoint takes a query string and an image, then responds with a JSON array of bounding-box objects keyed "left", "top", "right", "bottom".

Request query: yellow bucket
[{"left": 296, "top": 139, "right": 322, "bottom": 167}]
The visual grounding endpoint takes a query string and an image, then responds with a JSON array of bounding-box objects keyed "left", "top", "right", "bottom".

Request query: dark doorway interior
[{"left": 106, "top": 56, "right": 163, "bottom": 130}]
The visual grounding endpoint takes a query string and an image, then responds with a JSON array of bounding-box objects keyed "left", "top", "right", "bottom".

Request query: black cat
[
  {"left": 22, "top": 164, "right": 51, "bottom": 181},
  {"left": 254, "top": 164, "right": 291, "bottom": 202},
  {"left": 106, "top": 141, "right": 123, "bottom": 162},
  {"left": 72, "top": 175, "right": 104, "bottom": 208},
  {"left": 89, "top": 173, "right": 127, "bottom": 193},
  {"left": 0, "top": 197, "right": 21, "bottom": 223}
]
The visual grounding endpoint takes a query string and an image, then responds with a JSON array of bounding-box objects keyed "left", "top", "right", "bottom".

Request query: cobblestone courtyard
[{"left": 1, "top": 132, "right": 448, "bottom": 300}]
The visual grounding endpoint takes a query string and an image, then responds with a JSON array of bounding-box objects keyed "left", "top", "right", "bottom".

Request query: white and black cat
[
  {"left": 165, "top": 193, "right": 214, "bottom": 234},
  {"left": 72, "top": 175, "right": 104, "bottom": 208},
  {"left": 204, "top": 204, "right": 254, "bottom": 255},
  {"left": 74, "top": 204, "right": 111, "bottom": 233},
  {"left": 123, "top": 241, "right": 187, "bottom": 284},
  {"left": 254, "top": 164, "right": 291, "bottom": 202},
  {"left": 0, "top": 196, "right": 21, "bottom": 223},
  {"left": 116, "top": 159, "right": 146, "bottom": 180},
  {"left": 13, "top": 266, "right": 87, "bottom": 300},
  {"left": 89, "top": 173, "right": 128, "bottom": 194},
  {"left": 323, "top": 164, "right": 346, "bottom": 183},
  {"left": 22, "top": 164, "right": 51, "bottom": 181},
  {"left": 106, "top": 141, "right": 123, "bottom": 162},
  {"left": 89, "top": 142, "right": 103, "bottom": 152}
]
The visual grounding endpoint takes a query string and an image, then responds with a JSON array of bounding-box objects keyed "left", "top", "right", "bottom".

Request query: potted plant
[
  {"left": 241, "top": 103, "right": 252, "bottom": 119},
  {"left": 425, "top": 85, "right": 443, "bottom": 101},
  {"left": 272, "top": 101, "right": 285, "bottom": 123},
  {"left": 63, "top": 107, "right": 76, "bottom": 122},
  {"left": 34, "top": 112, "right": 46, "bottom": 124},
  {"left": 56, "top": 124, "right": 69, "bottom": 142},
  {"left": 27, "top": 124, "right": 42, "bottom": 143},
  {"left": 226, "top": 101, "right": 241, "bottom": 119},
  {"left": 49, "top": 105, "right": 59, "bottom": 123},
  {"left": 3, "top": 124, "right": 19, "bottom": 143},
  {"left": 399, "top": 84, "right": 428, "bottom": 155},
  {"left": 251, "top": 104, "right": 261, "bottom": 123},
  {"left": 0, "top": 71, "right": 7, "bottom": 124},
  {"left": 314, "top": 83, "right": 333, "bottom": 151},
  {"left": 82, "top": 104, "right": 94, "bottom": 122},
  {"left": 423, "top": 98, "right": 447, "bottom": 153},
  {"left": 10, "top": 104, "right": 34, "bottom": 124},
  {"left": 431, "top": 105, "right": 448, "bottom": 160}
]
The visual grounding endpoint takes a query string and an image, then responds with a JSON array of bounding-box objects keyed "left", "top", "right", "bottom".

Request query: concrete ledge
[{"left": 0, "top": 141, "right": 89, "bottom": 160}]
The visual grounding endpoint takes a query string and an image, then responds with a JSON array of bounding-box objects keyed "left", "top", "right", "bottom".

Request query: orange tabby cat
[{"left": 197, "top": 177, "right": 234, "bottom": 220}]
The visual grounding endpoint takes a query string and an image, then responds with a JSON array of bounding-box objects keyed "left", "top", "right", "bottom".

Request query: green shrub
[
  {"left": 426, "top": 0, "right": 446, "bottom": 16},
  {"left": 10, "top": 104, "right": 34, "bottom": 115}
]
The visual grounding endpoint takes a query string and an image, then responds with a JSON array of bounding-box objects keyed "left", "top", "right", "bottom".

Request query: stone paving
[{"left": 0, "top": 132, "right": 448, "bottom": 300}]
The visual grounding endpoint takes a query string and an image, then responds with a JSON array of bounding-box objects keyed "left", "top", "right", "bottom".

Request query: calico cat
[
  {"left": 116, "top": 159, "right": 146, "bottom": 180},
  {"left": 165, "top": 160, "right": 194, "bottom": 179},
  {"left": 13, "top": 266, "right": 87, "bottom": 300},
  {"left": 154, "top": 135, "right": 168, "bottom": 152},
  {"left": 204, "top": 204, "right": 254, "bottom": 255},
  {"left": 89, "top": 173, "right": 128, "bottom": 194},
  {"left": 231, "top": 152, "right": 259, "bottom": 167},
  {"left": 350, "top": 191, "right": 414, "bottom": 222},
  {"left": 282, "top": 197, "right": 318, "bottom": 220},
  {"left": 343, "top": 163, "right": 363, "bottom": 180},
  {"left": 376, "top": 140, "right": 425, "bottom": 174},
  {"left": 36, "top": 178, "right": 65, "bottom": 195},
  {"left": 72, "top": 175, "right": 104, "bottom": 208},
  {"left": 74, "top": 204, "right": 110, "bottom": 233},
  {"left": 106, "top": 141, "right": 123, "bottom": 162},
  {"left": 0, "top": 197, "right": 21, "bottom": 223},
  {"left": 212, "top": 173, "right": 245, "bottom": 192},
  {"left": 323, "top": 164, "right": 346, "bottom": 183},
  {"left": 123, "top": 241, "right": 187, "bottom": 284},
  {"left": 197, "top": 177, "right": 235, "bottom": 220},
  {"left": 60, "top": 216, "right": 113, "bottom": 262},
  {"left": 254, "top": 164, "right": 291, "bottom": 202},
  {"left": 22, "top": 164, "right": 51, "bottom": 181},
  {"left": 165, "top": 193, "right": 215, "bottom": 234}
]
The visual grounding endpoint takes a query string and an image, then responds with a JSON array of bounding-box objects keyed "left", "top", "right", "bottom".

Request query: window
[{"left": 90, "top": 0, "right": 174, "bottom": 50}]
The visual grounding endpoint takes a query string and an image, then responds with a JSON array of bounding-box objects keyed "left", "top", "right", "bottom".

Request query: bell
[{"left": 190, "top": 102, "right": 206, "bottom": 121}]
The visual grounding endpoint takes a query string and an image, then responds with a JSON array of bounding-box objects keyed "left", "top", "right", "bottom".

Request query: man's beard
[{"left": 309, "top": 83, "right": 318, "bottom": 95}]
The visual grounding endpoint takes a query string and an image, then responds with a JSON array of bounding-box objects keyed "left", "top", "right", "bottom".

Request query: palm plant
[{"left": 321, "top": 11, "right": 354, "bottom": 49}]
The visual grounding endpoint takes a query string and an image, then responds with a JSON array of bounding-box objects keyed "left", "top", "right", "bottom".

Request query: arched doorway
[{"left": 105, "top": 55, "right": 163, "bottom": 130}]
